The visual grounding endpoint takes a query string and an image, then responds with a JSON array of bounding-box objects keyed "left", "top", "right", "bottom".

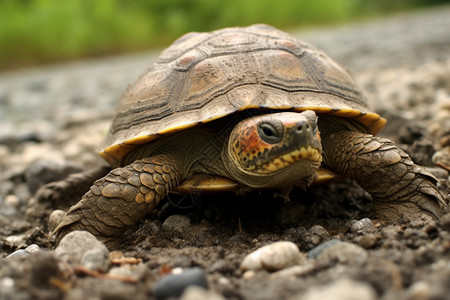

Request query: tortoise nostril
[{"left": 296, "top": 122, "right": 310, "bottom": 132}]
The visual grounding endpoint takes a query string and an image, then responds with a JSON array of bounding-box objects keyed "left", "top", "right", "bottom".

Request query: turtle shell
[{"left": 101, "top": 24, "right": 386, "bottom": 166}]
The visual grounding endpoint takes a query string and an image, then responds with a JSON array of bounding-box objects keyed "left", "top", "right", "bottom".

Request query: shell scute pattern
[{"left": 101, "top": 25, "right": 385, "bottom": 167}]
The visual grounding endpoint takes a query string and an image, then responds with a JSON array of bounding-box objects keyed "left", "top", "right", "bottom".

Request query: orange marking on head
[
  {"left": 238, "top": 124, "right": 273, "bottom": 162},
  {"left": 316, "top": 130, "right": 321, "bottom": 143}
]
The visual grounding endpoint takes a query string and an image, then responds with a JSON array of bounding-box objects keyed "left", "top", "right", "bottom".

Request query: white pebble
[
  {"left": 298, "top": 278, "right": 376, "bottom": 300},
  {"left": 218, "top": 277, "right": 230, "bottom": 286},
  {"left": 180, "top": 286, "right": 226, "bottom": 300},
  {"left": 271, "top": 260, "right": 315, "bottom": 279},
  {"left": 109, "top": 263, "right": 147, "bottom": 281},
  {"left": 242, "top": 270, "right": 256, "bottom": 279},
  {"left": 350, "top": 218, "right": 374, "bottom": 233},
  {"left": 25, "top": 244, "right": 40, "bottom": 253},
  {"left": 172, "top": 267, "right": 184, "bottom": 275},
  {"left": 48, "top": 210, "right": 66, "bottom": 232},
  {"left": 0, "top": 277, "right": 14, "bottom": 289},
  {"left": 4, "top": 195, "right": 20, "bottom": 208},
  {"left": 406, "top": 281, "right": 432, "bottom": 300},
  {"left": 240, "top": 241, "right": 301, "bottom": 272},
  {"left": 5, "top": 234, "right": 27, "bottom": 248},
  {"left": 55, "top": 230, "right": 109, "bottom": 267}
]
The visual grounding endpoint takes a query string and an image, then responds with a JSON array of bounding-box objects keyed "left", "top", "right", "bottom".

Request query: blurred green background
[{"left": 0, "top": 0, "right": 448, "bottom": 70}]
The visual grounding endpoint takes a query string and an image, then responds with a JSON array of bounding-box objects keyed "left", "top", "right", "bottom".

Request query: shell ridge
[{"left": 104, "top": 25, "right": 385, "bottom": 165}]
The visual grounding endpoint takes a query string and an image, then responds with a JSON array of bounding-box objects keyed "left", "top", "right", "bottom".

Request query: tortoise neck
[{"left": 122, "top": 128, "right": 230, "bottom": 179}]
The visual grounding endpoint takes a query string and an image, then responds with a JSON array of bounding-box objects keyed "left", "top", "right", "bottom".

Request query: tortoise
[{"left": 45, "top": 24, "right": 445, "bottom": 248}]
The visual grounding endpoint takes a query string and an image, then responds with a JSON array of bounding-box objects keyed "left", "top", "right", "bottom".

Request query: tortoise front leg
[
  {"left": 53, "top": 154, "right": 181, "bottom": 248},
  {"left": 322, "top": 131, "right": 446, "bottom": 221}
]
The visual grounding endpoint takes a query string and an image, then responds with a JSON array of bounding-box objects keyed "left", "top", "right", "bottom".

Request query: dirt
[{"left": 1, "top": 6, "right": 450, "bottom": 300}]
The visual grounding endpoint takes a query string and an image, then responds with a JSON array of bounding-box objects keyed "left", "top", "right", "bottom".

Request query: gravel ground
[{"left": 1, "top": 6, "right": 450, "bottom": 300}]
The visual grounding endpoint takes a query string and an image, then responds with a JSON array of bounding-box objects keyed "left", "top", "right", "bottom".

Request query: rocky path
[{"left": 1, "top": 6, "right": 450, "bottom": 300}]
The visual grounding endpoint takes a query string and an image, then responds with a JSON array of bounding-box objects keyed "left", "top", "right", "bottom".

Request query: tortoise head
[{"left": 224, "top": 111, "right": 322, "bottom": 189}]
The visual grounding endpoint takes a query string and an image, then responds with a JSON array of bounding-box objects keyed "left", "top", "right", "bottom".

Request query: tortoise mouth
[{"left": 256, "top": 145, "right": 322, "bottom": 174}]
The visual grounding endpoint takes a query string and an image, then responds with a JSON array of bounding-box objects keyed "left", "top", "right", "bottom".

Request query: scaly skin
[
  {"left": 48, "top": 112, "right": 446, "bottom": 249},
  {"left": 52, "top": 154, "right": 181, "bottom": 248},
  {"left": 322, "top": 131, "right": 446, "bottom": 221}
]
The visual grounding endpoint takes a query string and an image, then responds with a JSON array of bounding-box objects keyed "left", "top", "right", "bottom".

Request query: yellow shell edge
[
  {"left": 174, "top": 175, "right": 241, "bottom": 194},
  {"left": 101, "top": 105, "right": 386, "bottom": 166}
]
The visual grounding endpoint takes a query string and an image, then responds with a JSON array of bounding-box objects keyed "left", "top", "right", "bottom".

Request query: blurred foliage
[{"left": 0, "top": 0, "right": 448, "bottom": 69}]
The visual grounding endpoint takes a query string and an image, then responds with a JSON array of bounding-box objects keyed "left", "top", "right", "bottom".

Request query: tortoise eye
[{"left": 258, "top": 122, "right": 283, "bottom": 144}]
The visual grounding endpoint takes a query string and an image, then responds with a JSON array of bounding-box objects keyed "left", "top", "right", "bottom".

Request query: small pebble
[
  {"left": 25, "top": 244, "right": 41, "bottom": 253},
  {"left": 304, "top": 225, "right": 330, "bottom": 248},
  {"left": 55, "top": 230, "right": 109, "bottom": 267},
  {"left": 217, "top": 277, "right": 230, "bottom": 286},
  {"left": 358, "top": 234, "right": 379, "bottom": 249},
  {"left": 271, "top": 261, "right": 315, "bottom": 279},
  {"left": 109, "top": 250, "right": 124, "bottom": 260},
  {"left": 108, "top": 263, "right": 148, "bottom": 281},
  {"left": 5, "top": 249, "right": 30, "bottom": 260},
  {"left": 406, "top": 281, "right": 432, "bottom": 300},
  {"left": 242, "top": 270, "right": 256, "bottom": 279},
  {"left": 48, "top": 209, "right": 66, "bottom": 232},
  {"left": 162, "top": 214, "right": 191, "bottom": 232},
  {"left": 297, "top": 278, "right": 376, "bottom": 300},
  {"left": 0, "top": 278, "right": 15, "bottom": 297},
  {"left": 4, "top": 234, "right": 27, "bottom": 248},
  {"left": 172, "top": 267, "right": 184, "bottom": 275},
  {"left": 307, "top": 239, "right": 341, "bottom": 259},
  {"left": 240, "top": 241, "right": 301, "bottom": 272},
  {"left": 432, "top": 147, "right": 450, "bottom": 172},
  {"left": 4, "top": 194, "right": 20, "bottom": 208},
  {"left": 180, "top": 286, "right": 226, "bottom": 300},
  {"left": 0, "top": 277, "right": 14, "bottom": 289},
  {"left": 314, "top": 241, "right": 368, "bottom": 265},
  {"left": 80, "top": 248, "right": 110, "bottom": 272},
  {"left": 5, "top": 244, "right": 41, "bottom": 260},
  {"left": 350, "top": 218, "right": 374, "bottom": 233},
  {"left": 154, "top": 268, "right": 208, "bottom": 300}
]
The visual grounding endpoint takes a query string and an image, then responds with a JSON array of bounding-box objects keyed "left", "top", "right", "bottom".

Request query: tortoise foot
[
  {"left": 322, "top": 131, "right": 446, "bottom": 221},
  {"left": 52, "top": 154, "right": 181, "bottom": 249}
]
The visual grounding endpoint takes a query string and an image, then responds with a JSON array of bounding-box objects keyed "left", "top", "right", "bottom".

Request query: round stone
[
  {"left": 55, "top": 231, "right": 109, "bottom": 267},
  {"left": 162, "top": 214, "right": 191, "bottom": 233},
  {"left": 48, "top": 210, "right": 66, "bottom": 232},
  {"left": 154, "top": 268, "right": 208, "bottom": 300},
  {"left": 350, "top": 218, "right": 374, "bottom": 233},
  {"left": 240, "top": 241, "right": 301, "bottom": 272}
]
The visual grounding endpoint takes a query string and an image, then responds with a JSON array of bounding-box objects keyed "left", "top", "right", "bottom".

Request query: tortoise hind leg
[
  {"left": 53, "top": 154, "right": 181, "bottom": 249},
  {"left": 322, "top": 131, "right": 446, "bottom": 221}
]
